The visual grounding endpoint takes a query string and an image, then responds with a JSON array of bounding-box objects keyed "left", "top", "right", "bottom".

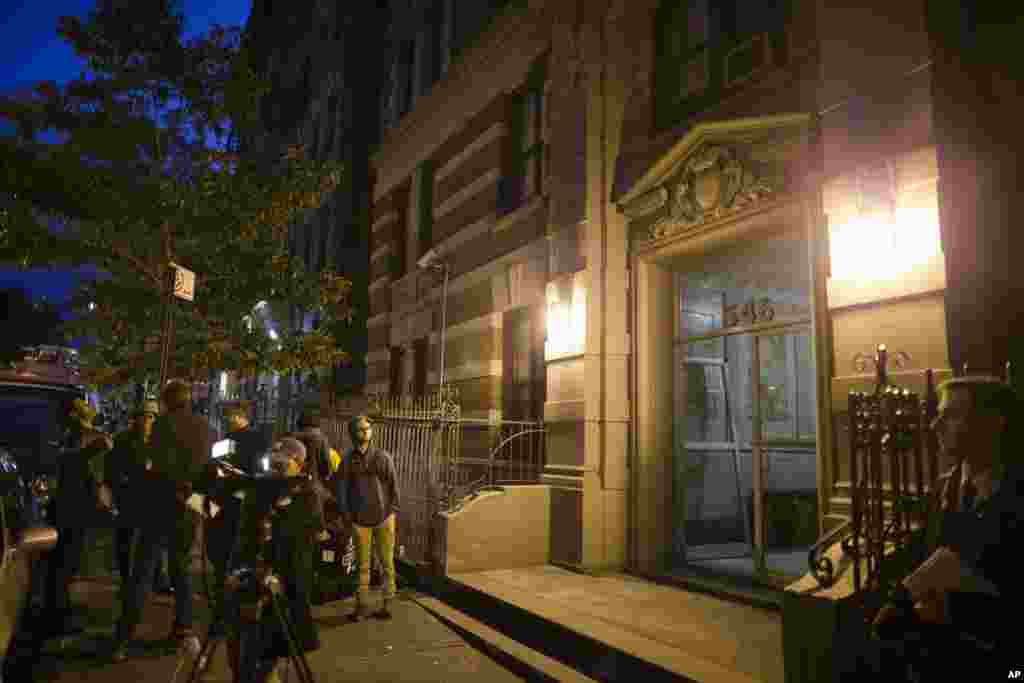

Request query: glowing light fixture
[
  {"left": 545, "top": 277, "right": 586, "bottom": 358},
  {"left": 829, "top": 161, "right": 941, "bottom": 281},
  {"left": 268, "top": 328, "right": 279, "bottom": 341},
  {"left": 829, "top": 206, "right": 941, "bottom": 280},
  {"left": 219, "top": 371, "right": 228, "bottom": 395}
]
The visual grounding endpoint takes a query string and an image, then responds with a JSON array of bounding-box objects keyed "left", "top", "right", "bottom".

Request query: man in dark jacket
[
  {"left": 106, "top": 400, "right": 165, "bottom": 585},
  {"left": 42, "top": 398, "right": 113, "bottom": 634},
  {"left": 334, "top": 415, "right": 400, "bottom": 620},
  {"left": 867, "top": 376, "right": 1022, "bottom": 678},
  {"left": 112, "top": 380, "right": 214, "bottom": 660},
  {"left": 222, "top": 402, "right": 271, "bottom": 475}
]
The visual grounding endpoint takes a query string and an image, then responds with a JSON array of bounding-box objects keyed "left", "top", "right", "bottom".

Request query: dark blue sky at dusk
[{"left": 1, "top": 0, "right": 252, "bottom": 306}]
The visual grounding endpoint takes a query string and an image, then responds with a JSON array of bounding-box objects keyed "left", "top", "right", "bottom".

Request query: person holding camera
[
  {"left": 228, "top": 437, "right": 321, "bottom": 683},
  {"left": 334, "top": 415, "right": 400, "bottom": 621},
  {"left": 111, "top": 380, "right": 213, "bottom": 661},
  {"left": 222, "top": 402, "right": 271, "bottom": 475}
]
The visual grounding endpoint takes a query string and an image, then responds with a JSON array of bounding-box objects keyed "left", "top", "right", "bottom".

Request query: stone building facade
[{"left": 261, "top": 0, "right": 1020, "bottom": 588}]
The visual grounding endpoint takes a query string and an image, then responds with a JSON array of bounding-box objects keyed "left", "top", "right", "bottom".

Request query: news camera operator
[
  {"left": 205, "top": 402, "right": 271, "bottom": 635},
  {"left": 222, "top": 403, "right": 272, "bottom": 475},
  {"left": 202, "top": 437, "right": 321, "bottom": 683}
]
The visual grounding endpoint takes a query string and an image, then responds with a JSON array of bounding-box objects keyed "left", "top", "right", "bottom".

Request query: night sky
[{"left": 1, "top": 0, "right": 252, "bottom": 305}]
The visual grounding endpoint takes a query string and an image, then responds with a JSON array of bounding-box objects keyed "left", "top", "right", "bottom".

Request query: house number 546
[{"left": 724, "top": 299, "right": 775, "bottom": 328}]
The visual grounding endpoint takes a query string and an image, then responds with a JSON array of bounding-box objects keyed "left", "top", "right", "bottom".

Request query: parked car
[
  {"left": 0, "top": 448, "right": 57, "bottom": 665},
  {"left": 0, "top": 379, "right": 80, "bottom": 663}
]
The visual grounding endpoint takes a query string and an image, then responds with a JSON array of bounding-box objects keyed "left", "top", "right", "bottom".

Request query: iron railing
[
  {"left": 446, "top": 418, "right": 546, "bottom": 512},
  {"left": 808, "top": 348, "right": 941, "bottom": 592}
]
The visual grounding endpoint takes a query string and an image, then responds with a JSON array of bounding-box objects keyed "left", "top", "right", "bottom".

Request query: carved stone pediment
[{"left": 623, "top": 143, "right": 790, "bottom": 241}]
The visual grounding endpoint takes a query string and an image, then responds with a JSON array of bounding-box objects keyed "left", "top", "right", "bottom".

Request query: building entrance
[{"left": 669, "top": 229, "right": 818, "bottom": 584}]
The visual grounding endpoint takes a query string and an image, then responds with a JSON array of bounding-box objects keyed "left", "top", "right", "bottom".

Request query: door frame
[{"left": 629, "top": 196, "right": 832, "bottom": 577}]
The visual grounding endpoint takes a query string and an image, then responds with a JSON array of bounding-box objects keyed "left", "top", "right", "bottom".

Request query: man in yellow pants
[{"left": 333, "top": 415, "right": 400, "bottom": 620}]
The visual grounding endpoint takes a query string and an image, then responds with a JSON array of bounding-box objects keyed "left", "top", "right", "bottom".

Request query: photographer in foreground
[{"left": 229, "top": 437, "right": 321, "bottom": 683}]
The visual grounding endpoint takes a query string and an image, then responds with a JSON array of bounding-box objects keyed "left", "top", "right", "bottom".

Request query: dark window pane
[
  {"left": 398, "top": 40, "right": 415, "bottom": 117},
  {"left": 389, "top": 347, "right": 404, "bottom": 395},
  {"left": 428, "top": 0, "right": 444, "bottom": 83},
  {"left": 413, "top": 338, "right": 428, "bottom": 395}
]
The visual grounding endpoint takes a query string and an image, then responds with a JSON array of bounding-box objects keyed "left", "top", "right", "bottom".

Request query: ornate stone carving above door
[{"left": 622, "top": 143, "right": 790, "bottom": 240}]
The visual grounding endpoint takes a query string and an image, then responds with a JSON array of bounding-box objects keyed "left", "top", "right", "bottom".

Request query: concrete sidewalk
[
  {"left": 434, "top": 565, "right": 784, "bottom": 683},
  {"left": 8, "top": 576, "right": 526, "bottom": 682}
]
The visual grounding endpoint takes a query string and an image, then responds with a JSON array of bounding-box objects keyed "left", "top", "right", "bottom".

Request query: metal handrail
[{"left": 806, "top": 516, "right": 850, "bottom": 588}]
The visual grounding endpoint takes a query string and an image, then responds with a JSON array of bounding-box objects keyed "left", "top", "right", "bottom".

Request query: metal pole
[{"left": 158, "top": 266, "right": 176, "bottom": 390}]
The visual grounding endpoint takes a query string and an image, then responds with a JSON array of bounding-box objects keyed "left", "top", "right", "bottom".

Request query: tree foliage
[{"left": 0, "top": 0, "right": 350, "bottom": 389}]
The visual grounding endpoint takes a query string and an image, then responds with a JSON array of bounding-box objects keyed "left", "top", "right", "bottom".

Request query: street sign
[{"left": 170, "top": 262, "right": 195, "bottom": 302}]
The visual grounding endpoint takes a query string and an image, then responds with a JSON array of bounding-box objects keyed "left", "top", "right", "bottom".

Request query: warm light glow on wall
[
  {"left": 829, "top": 205, "right": 942, "bottom": 281},
  {"left": 545, "top": 278, "right": 586, "bottom": 358}
]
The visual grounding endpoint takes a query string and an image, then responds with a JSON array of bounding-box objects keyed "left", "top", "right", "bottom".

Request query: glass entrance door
[
  {"left": 752, "top": 327, "right": 818, "bottom": 579},
  {"left": 669, "top": 230, "right": 818, "bottom": 584},
  {"left": 674, "top": 352, "right": 752, "bottom": 562}
]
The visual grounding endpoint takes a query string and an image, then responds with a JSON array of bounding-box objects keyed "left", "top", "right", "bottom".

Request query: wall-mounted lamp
[
  {"left": 545, "top": 276, "right": 585, "bottom": 359},
  {"left": 828, "top": 160, "right": 942, "bottom": 283}
]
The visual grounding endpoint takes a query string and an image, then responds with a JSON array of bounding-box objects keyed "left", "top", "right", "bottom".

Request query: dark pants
[
  {"left": 115, "top": 510, "right": 196, "bottom": 642},
  {"left": 116, "top": 526, "right": 170, "bottom": 587},
  {"left": 207, "top": 499, "right": 245, "bottom": 639},
  {"left": 115, "top": 526, "right": 135, "bottom": 582},
  {"left": 44, "top": 526, "right": 87, "bottom": 615}
]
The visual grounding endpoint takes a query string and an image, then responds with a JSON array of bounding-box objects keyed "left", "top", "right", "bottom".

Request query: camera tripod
[
  {"left": 181, "top": 568, "right": 315, "bottom": 683},
  {"left": 175, "top": 470, "right": 317, "bottom": 683}
]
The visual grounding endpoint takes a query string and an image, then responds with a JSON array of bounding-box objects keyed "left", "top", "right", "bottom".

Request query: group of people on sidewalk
[{"left": 37, "top": 380, "right": 402, "bottom": 683}]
